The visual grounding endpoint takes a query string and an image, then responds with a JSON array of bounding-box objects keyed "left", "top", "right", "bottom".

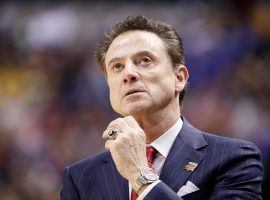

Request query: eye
[
  {"left": 112, "top": 63, "right": 123, "bottom": 72},
  {"left": 139, "top": 56, "right": 151, "bottom": 65}
]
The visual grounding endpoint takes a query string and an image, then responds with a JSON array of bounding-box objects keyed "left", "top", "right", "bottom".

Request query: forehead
[{"left": 105, "top": 30, "right": 167, "bottom": 65}]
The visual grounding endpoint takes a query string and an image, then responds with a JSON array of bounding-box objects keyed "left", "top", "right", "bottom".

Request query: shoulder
[
  {"left": 181, "top": 117, "right": 260, "bottom": 153},
  {"left": 202, "top": 131, "right": 260, "bottom": 151},
  {"left": 201, "top": 132, "right": 262, "bottom": 169}
]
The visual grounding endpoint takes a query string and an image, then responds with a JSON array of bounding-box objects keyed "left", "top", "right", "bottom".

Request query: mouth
[{"left": 125, "top": 89, "right": 146, "bottom": 96}]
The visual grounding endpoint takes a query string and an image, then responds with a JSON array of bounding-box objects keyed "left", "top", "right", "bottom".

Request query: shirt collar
[{"left": 149, "top": 117, "right": 183, "bottom": 158}]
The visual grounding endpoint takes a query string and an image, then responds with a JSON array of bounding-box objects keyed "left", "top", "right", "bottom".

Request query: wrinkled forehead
[{"left": 105, "top": 30, "right": 168, "bottom": 66}]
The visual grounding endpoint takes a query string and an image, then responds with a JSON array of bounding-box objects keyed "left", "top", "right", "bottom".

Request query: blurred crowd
[{"left": 0, "top": 0, "right": 269, "bottom": 199}]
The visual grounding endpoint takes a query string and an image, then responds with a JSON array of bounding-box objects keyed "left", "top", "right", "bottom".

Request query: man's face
[{"left": 105, "top": 30, "right": 182, "bottom": 116}]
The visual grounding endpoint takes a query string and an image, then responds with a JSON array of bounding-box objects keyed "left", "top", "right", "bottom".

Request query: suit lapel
[
  {"left": 160, "top": 118, "right": 207, "bottom": 193},
  {"left": 95, "top": 154, "right": 129, "bottom": 200}
]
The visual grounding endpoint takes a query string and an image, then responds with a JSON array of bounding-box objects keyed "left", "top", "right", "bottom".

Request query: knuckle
[
  {"left": 109, "top": 118, "right": 124, "bottom": 128},
  {"left": 115, "top": 117, "right": 124, "bottom": 123},
  {"left": 111, "top": 142, "right": 119, "bottom": 151},
  {"left": 105, "top": 141, "right": 110, "bottom": 150},
  {"left": 111, "top": 117, "right": 124, "bottom": 126},
  {"left": 102, "top": 130, "right": 108, "bottom": 138},
  {"left": 119, "top": 134, "right": 128, "bottom": 141},
  {"left": 108, "top": 118, "right": 119, "bottom": 126},
  {"left": 125, "top": 115, "right": 133, "bottom": 120},
  {"left": 118, "top": 134, "right": 130, "bottom": 144},
  {"left": 138, "top": 130, "right": 146, "bottom": 139}
]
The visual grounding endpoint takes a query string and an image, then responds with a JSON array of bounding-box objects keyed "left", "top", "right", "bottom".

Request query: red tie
[{"left": 131, "top": 147, "right": 157, "bottom": 200}]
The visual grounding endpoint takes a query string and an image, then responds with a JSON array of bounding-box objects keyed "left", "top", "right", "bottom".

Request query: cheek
[
  {"left": 109, "top": 90, "right": 119, "bottom": 113},
  {"left": 109, "top": 86, "right": 117, "bottom": 103},
  {"left": 108, "top": 82, "right": 121, "bottom": 108},
  {"left": 151, "top": 75, "right": 175, "bottom": 93}
]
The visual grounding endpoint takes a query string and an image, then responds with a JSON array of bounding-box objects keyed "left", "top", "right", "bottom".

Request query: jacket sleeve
[
  {"left": 144, "top": 181, "right": 182, "bottom": 200},
  {"left": 60, "top": 166, "right": 80, "bottom": 200}
]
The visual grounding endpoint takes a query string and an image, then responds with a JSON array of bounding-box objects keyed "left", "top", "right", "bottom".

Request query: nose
[{"left": 123, "top": 61, "right": 139, "bottom": 83}]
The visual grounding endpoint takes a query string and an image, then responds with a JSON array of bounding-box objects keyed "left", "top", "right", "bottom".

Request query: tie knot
[{"left": 146, "top": 147, "right": 157, "bottom": 167}]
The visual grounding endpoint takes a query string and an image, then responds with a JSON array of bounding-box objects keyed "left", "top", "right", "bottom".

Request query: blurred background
[{"left": 0, "top": 0, "right": 269, "bottom": 199}]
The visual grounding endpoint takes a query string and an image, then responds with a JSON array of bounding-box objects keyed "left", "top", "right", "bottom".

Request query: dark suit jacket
[{"left": 61, "top": 118, "right": 263, "bottom": 200}]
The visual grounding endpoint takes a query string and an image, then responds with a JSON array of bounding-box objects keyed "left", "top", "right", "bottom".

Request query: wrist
[
  {"left": 131, "top": 168, "right": 159, "bottom": 194},
  {"left": 137, "top": 183, "right": 151, "bottom": 195},
  {"left": 129, "top": 164, "right": 149, "bottom": 186}
]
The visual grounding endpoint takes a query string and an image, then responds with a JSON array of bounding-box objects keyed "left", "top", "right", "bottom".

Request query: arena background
[{"left": 0, "top": 0, "right": 269, "bottom": 199}]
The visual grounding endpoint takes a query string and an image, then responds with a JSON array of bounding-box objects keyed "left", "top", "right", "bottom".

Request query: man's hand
[{"left": 102, "top": 116, "right": 149, "bottom": 186}]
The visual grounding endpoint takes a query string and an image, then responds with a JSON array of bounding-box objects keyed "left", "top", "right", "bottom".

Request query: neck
[{"left": 134, "top": 103, "right": 181, "bottom": 144}]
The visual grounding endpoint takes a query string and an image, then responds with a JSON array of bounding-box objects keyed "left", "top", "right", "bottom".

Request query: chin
[{"left": 121, "top": 104, "right": 150, "bottom": 117}]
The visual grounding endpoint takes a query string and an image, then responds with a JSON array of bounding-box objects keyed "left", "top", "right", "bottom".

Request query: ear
[{"left": 174, "top": 65, "right": 189, "bottom": 93}]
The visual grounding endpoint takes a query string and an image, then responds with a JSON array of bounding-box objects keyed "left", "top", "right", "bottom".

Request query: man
[{"left": 61, "top": 15, "right": 263, "bottom": 199}]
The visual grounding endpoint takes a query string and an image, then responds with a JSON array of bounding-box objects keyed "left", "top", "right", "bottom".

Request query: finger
[
  {"left": 124, "top": 116, "right": 143, "bottom": 132},
  {"left": 103, "top": 118, "right": 125, "bottom": 140},
  {"left": 124, "top": 116, "right": 138, "bottom": 129},
  {"left": 102, "top": 129, "right": 109, "bottom": 140},
  {"left": 105, "top": 140, "right": 113, "bottom": 151},
  {"left": 107, "top": 118, "right": 132, "bottom": 135},
  {"left": 107, "top": 118, "right": 124, "bottom": 130},
  {"left": 104, "top": 118, "right": 124, "bottom": 140},
  {"left": 102, "top": 128, "right": 121, "bottom": 140}
]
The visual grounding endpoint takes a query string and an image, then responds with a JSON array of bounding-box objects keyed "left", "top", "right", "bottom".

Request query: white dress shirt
[{"left": 128, "top": 117, "right": 183, "bottom": 200}]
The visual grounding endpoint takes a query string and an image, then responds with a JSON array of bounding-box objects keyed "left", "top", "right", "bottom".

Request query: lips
[{"left": 125, "top": 89, "right": 146, "bottom": 96}]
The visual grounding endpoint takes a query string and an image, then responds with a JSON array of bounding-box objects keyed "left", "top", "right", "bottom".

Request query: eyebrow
[
  {"left": 107, "top": 50, "right": 156, "bottom": 67},
  {"left": 134, "top": 50, "right": 156, "bottom": 58},
  {"left": 107, "top": 57, "right": 123, "bottom": 68}
]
